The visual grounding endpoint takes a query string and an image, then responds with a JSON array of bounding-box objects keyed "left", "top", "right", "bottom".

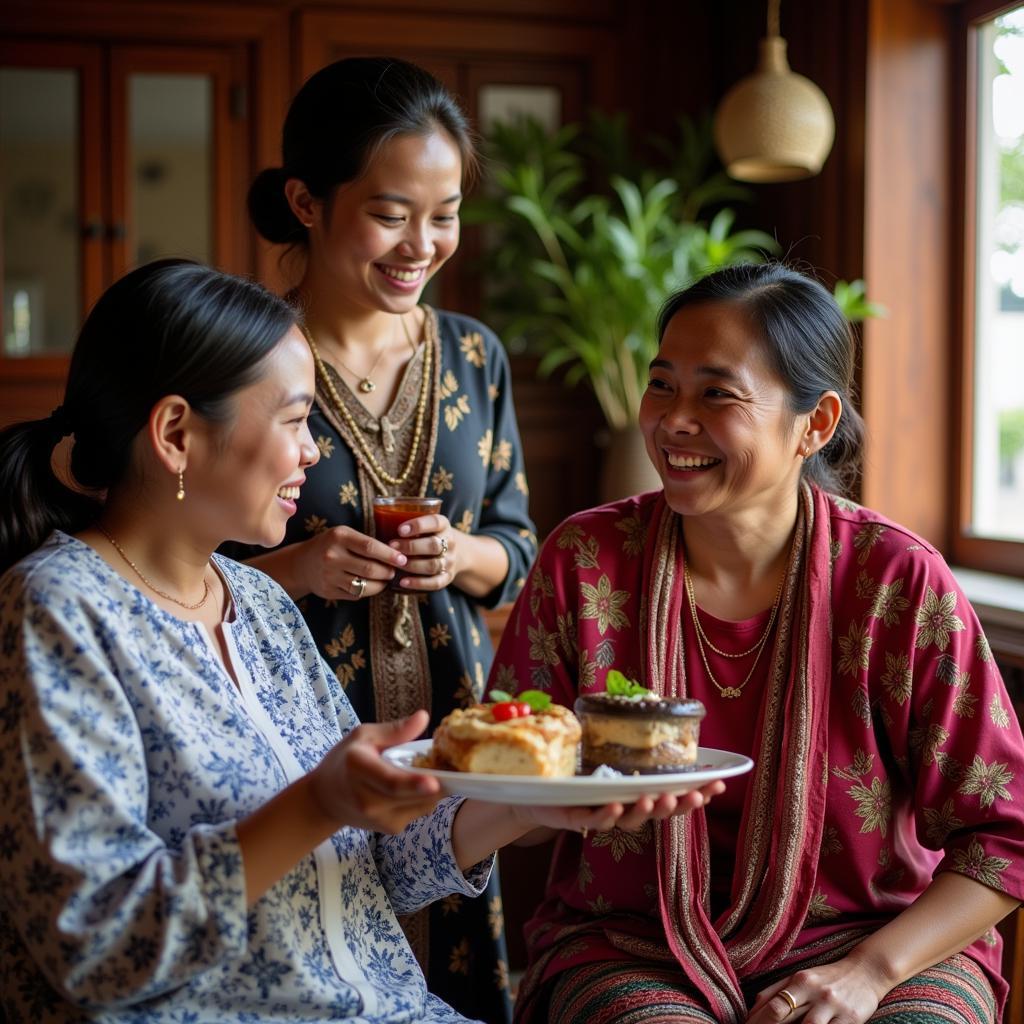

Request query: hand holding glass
[{"left": 373, "top": 497, "right": 443, "bottom": 589}]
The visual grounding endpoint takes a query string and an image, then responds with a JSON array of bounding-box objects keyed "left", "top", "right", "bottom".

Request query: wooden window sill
[{"left": 952, "top": 566, "right": 1024, "bottom": 668}]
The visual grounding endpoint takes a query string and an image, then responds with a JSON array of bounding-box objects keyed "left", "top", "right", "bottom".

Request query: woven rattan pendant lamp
[{"left": 713, "top": 0, "right": 835, "bottom": 182}]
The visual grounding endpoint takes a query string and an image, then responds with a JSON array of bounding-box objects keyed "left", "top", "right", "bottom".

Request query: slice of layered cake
[{"left": 426, "top": 691, "right": 580, "bottom": 777}]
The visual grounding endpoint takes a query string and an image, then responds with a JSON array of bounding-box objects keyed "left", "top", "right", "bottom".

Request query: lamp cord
[{"left": 767, "top": 0, "right": 780, "bottom": 38}]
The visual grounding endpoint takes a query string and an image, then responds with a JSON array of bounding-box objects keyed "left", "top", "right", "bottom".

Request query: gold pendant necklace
[
  {"left": 97, "top": 524, "right": 211, "bottom": 610},
  {"left": 685, "top": 566, "right": 781, "bottom": 699},
  {"left": 338, "top": 348, "right": 385, "bottom": 394},
  {"left": 301, "top": 311, "right": 431, "bottom": 489},
  {"left": 324, "top": 313, "right": 418, "bottom": 393}
]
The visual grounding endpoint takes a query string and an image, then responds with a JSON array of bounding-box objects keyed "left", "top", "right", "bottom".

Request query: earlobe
[{"left": 804, "top": 392, "right": 843, "bottom": 456}]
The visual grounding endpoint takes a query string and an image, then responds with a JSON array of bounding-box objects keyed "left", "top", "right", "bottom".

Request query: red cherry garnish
[
  {"left": 491, "top": 702, "right": 520, "bottom": 722},
  {"left": 511, "top": 701, "right": 532, "bottom": 717}
]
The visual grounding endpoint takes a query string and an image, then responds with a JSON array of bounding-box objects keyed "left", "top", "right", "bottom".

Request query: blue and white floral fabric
[{"left": 0, "top": 532, "right": 490, "bottom": 1023}]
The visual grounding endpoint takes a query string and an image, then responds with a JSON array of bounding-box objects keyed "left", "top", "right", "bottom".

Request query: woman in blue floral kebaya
[{"left": 0, "top": 260, "right": 719, "bottom": 1024}]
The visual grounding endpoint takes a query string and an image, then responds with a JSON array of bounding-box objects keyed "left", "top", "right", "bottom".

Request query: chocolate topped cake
[{"left": 574, "top": 691, "right": 706, "bottom": 774}]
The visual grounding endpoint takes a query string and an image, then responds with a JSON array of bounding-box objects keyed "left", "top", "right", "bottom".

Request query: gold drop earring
[{"left": 176, "top": 470, "right": 185, "bottom": 501}]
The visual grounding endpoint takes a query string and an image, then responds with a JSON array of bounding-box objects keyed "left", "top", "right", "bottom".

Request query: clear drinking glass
[{"left": 372, "top": 496, "right": 442, "bottom": 589}]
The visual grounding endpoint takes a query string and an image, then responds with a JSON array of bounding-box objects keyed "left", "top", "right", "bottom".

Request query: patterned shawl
[{"left": 645, "top": 482, "right": 834, "bottom": 1020}]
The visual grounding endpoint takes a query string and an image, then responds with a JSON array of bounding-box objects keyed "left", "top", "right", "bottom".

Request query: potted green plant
[{"left": 466, "top": 113, "right": 880, "bottom": 499}]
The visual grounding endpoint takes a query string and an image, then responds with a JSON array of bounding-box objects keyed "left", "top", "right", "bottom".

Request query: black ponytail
[
  {"left": 0, "top": 259, "right": 295, "bottom": 573},
  {"left": 0, "top": 417, "right": 101, "bottom": 573}
]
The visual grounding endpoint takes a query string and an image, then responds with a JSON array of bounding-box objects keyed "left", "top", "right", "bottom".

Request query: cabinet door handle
[
  {"left": 107, "top": 223, "right": 127, "bottom": 241},
  {"left": 81, "top": 220, "right": 104, "bottom": 240}
]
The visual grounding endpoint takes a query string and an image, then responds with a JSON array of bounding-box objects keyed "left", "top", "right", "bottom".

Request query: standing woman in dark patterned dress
[{"left": 237, "top": 57, "right": 535, "bottom": 1024}]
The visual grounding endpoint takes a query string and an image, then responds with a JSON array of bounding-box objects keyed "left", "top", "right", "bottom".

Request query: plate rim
[{"left": 383, "top": 738, "right": 753, "bottom": 788}]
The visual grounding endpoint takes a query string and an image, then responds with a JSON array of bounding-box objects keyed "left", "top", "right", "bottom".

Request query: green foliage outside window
[{"left": 999, "top": 407, "right": 1024, "bottom": 463}]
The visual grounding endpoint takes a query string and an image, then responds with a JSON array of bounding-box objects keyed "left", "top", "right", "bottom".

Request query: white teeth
[
  {"left": 379, "top": 266, "right": 423, "bottom": 282},
  {"left": 277, "top": 485, "right": 300, "bottom": 500},
  {"left": 666, "top": 454, "right": 720, "bottom": 469}
]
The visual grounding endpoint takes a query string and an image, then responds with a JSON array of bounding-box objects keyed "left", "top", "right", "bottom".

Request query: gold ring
[
  {"left": 779, "top": 989, "right": 798, "bottom": 1014},
  {"left": 351, "top": 576, "right": 366, "bottom": 597},
  {"left": 439, "top": 536, "right": 448, "bottom": 556}
]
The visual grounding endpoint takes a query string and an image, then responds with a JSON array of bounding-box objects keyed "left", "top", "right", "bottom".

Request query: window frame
[{"left": 952, "top": 0, "right": 1024, "bottom": 576}]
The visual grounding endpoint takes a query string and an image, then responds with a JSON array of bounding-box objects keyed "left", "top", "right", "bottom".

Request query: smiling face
[
  {"left": 303, "top": 129, "right": 463, "bottom": 315},
  {"left": 639, "top": 300, "right": 808, "bottom": 522},
  {"left": 189, "top": 327, "right": 320, "bottom": 548}
]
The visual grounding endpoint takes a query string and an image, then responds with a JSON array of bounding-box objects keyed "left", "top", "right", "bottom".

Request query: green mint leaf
[
  {"left": 605, "top": 669, "right": 650, "bottom": 697},
  {"left": 605, "top": 670, "right": 631, "bottom": 695},
  {"left": 488, "top": 689, "right": 513, "bottom": 703},
  {"left": 518, "top": 690, "right": 552, "bottom": 712}
]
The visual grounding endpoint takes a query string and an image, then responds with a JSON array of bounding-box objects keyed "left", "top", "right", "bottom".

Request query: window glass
[
  {"left": 973, "top": 6, "right": 1024, "bottom": 539},
  {"left": 129, "top": 73, "right": 212, "bottom": 267},
  {"left": 0, "top": 68, "right": 79, "bottom": 356},
  {"left": 478, "top": 84, "right": 561, "bottom": 133}
]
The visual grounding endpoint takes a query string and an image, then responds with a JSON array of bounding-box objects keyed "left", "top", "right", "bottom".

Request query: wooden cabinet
[
  {"left": 0, "top": 40, "right": 102, "bottom": 419},
  {"left": 0, "top": 0, "right": 288, "bottom": 426}
]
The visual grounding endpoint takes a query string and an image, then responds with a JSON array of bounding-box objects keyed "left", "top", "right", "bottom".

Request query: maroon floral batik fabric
[{"left": 493, "top": 485, "right": 1024, "bottom": 1023}]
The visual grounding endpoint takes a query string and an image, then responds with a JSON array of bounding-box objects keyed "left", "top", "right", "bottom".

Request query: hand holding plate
[
  {"left": 310, "top": 712, "right": 442, "bottom": 833},
  {"left": 511, "top": 781, "right": 725, "bottom": 835}
]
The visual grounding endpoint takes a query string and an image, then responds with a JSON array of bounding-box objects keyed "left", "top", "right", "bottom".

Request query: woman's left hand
[
  {"left": 389, "top": 513, "right": 457, "bottom": 592},
  {"left": 747, "top": 956, "right": 889, "bottom": 1024},
  {"left": 453, "top": 781, "right": 727, "bottom": 869},
  {"left": 513, "top": 781, "right": 726, "bottom": 835}
]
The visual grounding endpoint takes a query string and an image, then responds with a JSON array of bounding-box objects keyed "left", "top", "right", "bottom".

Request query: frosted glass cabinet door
[
  {"left": 129, "top": 72, "right": 212, "bottom": 268},
  {"left": 0, "top": 68, "right": 79, "bottom": 356}
]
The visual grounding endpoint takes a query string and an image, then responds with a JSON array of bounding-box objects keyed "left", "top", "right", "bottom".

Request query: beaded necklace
[{"left": 301, "top": 313, "right": 432, "bottom": 489}]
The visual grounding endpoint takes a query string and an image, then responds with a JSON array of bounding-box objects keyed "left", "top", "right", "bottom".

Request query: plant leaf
[
  {"left": 518, "top": 689, "right": 553, "bottom": 711},
  {"left": 605, "top": 669, "right": 651, "bottom": 697}
]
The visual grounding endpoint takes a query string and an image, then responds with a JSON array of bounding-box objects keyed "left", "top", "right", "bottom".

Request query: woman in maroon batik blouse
[{"left": 492, "top": 264, "right": 1024, "bottom": 1024}]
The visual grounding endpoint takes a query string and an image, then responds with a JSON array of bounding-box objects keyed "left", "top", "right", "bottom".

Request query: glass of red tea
[{"left": 373, "top": 496, "right": 443, "bottom": 589}]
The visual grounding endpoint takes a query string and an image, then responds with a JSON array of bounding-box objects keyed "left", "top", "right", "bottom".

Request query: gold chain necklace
[
  {"left": 685, "top": 567, "right": 783, "bottom": 658},
  {"left": 333, "top": 343, "right": 387, "bottom": 394},
  {"left": 398, "top": 310, "right": 417, "bottom": 349},
  {"left": 329, "top": 313, "right": 418, "bottom": 394},
  {"left": 96, "top": 524, "right": 211, "bottom": 610},
  {"left": 302, "top": 312, "right": 432, "bottom": 488},
  {"left": 685, "top": 566, "right": 781, "bottom": 698}
]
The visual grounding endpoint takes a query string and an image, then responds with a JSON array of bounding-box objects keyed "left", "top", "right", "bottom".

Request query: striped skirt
[{"left": 530, "top": 953, "right": 996, "bottom": 1024}]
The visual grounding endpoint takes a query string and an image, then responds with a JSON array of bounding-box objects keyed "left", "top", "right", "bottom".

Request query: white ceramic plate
[{"left": 382, "top": 740, "right": 754, "bottom": 806}]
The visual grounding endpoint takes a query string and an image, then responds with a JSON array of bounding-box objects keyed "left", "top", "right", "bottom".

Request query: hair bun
[{"left": 247, "top": 167, "right": 305, "bottom": 245}]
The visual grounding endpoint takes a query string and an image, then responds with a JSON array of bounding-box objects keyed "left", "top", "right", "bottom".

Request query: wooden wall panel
[
  {"left": 0, "top": 375, "right": 66, "bottom": 428},
  {"left": 294, "top": 8, "right": 619, "bottom": 94},
  {"left": 508, "top": 359, "right": 605, "bottom": 540},
  {"left": 861, "top": 0, "right": 954, "bottom": 545},
  {"left": 615, "top": 0, "right": 715, "bottom": 137}
]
